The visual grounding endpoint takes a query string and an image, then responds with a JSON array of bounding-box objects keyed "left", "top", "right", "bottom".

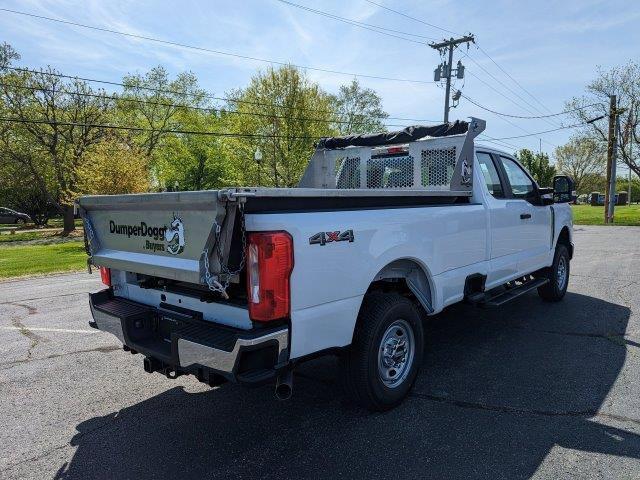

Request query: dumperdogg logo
[
  {"left": 108, "top": 213, "right": 185, "bottom": 255},
  {"left": 461, "top": 157, "right": 472, "bottom": 186},
  {"left": 165, "top": 214, "right": 185, "bottom": 255}
]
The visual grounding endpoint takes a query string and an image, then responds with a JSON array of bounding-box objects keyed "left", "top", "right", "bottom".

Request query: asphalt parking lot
[{"left": 1, "top": 225, "right": 639, "bottom": 479}]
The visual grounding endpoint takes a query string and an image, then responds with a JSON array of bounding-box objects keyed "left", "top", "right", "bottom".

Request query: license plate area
[{"left": 123, "top": 314, "right": 172, "bottom": 360}]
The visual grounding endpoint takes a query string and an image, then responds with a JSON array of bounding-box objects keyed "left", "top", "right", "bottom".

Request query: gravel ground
[{"left": 1, "top": 225, "right": 639, "bottom": 479}]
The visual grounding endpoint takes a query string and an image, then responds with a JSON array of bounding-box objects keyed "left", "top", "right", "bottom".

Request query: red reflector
[
  {"left": 386, "top": 146, "right": 406, "bottom": 154},
  {"left": 99, "top": 267, "right": 111, "bottom": 287},
  {"left": 246, "top": 232, "right": 293, "bottom": 322}
]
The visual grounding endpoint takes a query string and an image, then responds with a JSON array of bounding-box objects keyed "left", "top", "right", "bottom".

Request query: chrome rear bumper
[{"left": 89, "top": 290, "right": 289, "bottom": 382}]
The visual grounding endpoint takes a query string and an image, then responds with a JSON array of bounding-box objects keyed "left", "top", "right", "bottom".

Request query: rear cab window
[{"left": 476, "top": 152, "right": 504, "bottom": 198}]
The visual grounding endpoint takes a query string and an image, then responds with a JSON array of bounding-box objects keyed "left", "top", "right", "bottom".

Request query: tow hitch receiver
[{"left": 89, "top": 290, "right": 289, "bottom": 385}]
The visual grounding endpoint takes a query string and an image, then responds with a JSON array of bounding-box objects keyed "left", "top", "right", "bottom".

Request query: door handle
[{"left": 520, "top": 213, "right": 532, "bottom": 219}]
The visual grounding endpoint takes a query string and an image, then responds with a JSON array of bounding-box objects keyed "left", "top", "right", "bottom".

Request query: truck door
[
  {"left": 496, "top": 155, "right": 552, "bottom": 274},
  {"left": 476, "top": 152, "right": 520, "bottom": 285}
]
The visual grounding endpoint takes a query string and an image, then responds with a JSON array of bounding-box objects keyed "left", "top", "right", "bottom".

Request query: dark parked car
[{"left": 0, "top": 207, "right": 31, "bottom": 225}]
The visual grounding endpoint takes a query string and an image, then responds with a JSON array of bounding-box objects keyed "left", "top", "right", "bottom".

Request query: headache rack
[{"left": 297, "top": 117, "right": 486, "bottom": 197}]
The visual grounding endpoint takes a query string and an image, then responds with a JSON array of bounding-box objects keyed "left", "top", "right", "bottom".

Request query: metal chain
[
  {"left": 84, "top": 217, "right": 96, "bottom": 255},
  {"left": 203, "top": 202, "right": 247, "bottom": 298}
]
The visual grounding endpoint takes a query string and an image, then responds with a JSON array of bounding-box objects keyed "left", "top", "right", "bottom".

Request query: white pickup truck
[{"left": 79, "top": 118, "right": 575, "bottom": 411}]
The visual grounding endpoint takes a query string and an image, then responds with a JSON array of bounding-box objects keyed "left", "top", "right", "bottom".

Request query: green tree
[
  {"left": 117, "top": 66, "right": 208, "bottom": 161},
  {"left": 223, "top": 65, "right": 338, "bottom": 187},
  {"left": 0, "top": 45, "right": 112, "bottom": 232},
  {"left": 555, "top": 136, "right": 605, "bottom": 194},
  {"left": 616, "top": 175, "right": 640, "bottom": 203},
  {"left": 77, "top": 134, "right": 150, "bottom": 195},
  {"left": 515, "top": 149, "right": 557, "bottom": 187},
  {"left": 566, "top": 61, "right": 639, "bottom": 178},
  {"left": 154, "top": 109, "right": 229, "bottom": 191},
  {"left": 580, "top": 173, "right": 607, "bottom": 195},
  {"left": 332, "top": 78, "right": 388, "bottom": 135}
]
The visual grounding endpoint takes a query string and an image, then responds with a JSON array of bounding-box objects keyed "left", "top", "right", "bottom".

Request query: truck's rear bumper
[{"left": 89, "top": 289, "right": 289, "bottom": 385}]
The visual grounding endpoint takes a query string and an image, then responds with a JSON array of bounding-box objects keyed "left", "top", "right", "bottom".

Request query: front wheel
[
  {"left": 15, "top": 218, "right": 25, "bottom": 225},
  {"left": 340, "top": 292, "right": 424, "bottom": 411},
  {"left": 537, "top": 244, "right": 570, "bottom": 302}
]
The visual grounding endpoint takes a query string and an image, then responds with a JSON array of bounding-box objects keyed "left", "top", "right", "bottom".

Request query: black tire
[
  {"left": 537, "top": 244, "right": 570, "bottom": 302},
  {"left": 340, "top": 292, "right": 424, "bottom": 411},
  {"left": 15, "top": 218, "right": 25, "bottom": 225}
]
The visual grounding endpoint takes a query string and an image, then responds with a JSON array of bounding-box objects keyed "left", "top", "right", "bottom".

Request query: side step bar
[{"left": 466, "top": 277, "right": 549, "bottom": 307}]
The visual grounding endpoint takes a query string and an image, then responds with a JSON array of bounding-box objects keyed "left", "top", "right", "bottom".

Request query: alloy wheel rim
[{"left": 378, "top": 319, "right": 415, "bottom": 389}]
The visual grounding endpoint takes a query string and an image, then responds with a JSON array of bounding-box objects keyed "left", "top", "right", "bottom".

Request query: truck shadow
[{"left": 55, "top": 291, "right": 636, "bottom": 480}]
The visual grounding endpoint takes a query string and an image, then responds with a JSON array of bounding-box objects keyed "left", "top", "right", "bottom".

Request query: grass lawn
[
  {"left": 0, "top": 218, "right": 83, "bottom": 229},
  {"left": 571, "top": 204, "right": 640, "bottom": 226},
  {"left": 0, "top": 231, "right": 46, "bottom": 243},
  {"left": 0, "top": 230, "right": 84, "bottom": 244},
  {"left": 0, "top": 241, "right": 87, "bottom": 278}
]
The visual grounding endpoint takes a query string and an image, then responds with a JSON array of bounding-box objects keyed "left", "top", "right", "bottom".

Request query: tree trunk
[{"left": 62, "top": 204, "right": 76, "bottom": 234}]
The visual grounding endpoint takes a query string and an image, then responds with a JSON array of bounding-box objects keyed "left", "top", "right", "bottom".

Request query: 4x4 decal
[{"left": 309, "top": 230, "right": 354, "bottom": 246}]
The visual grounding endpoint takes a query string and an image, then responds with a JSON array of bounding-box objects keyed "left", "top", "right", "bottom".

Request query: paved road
[{"left": 1, "top": 225, "right": 639, "bottom": 479}]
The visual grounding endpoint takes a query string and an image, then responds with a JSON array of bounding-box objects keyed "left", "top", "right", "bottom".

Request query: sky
[{"left": 1, "top": 0, "right": 639, "bottom": 161}]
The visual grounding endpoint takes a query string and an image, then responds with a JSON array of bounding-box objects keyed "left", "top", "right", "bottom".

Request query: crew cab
[{"left": 79, "top": 118, "right": 574, "bottom": 411}]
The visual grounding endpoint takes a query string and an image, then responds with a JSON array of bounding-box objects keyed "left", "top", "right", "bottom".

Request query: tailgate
[{"left": 78, "top": 190, "right": 236, "bottom": 284}]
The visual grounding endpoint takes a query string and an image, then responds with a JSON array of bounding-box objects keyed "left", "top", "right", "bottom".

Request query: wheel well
[
  {"left": 557, "top": 227, "right": 573, "bottom": 259},
  {"left": 367, "top": 259, "right": 433, "bottom": 315}
]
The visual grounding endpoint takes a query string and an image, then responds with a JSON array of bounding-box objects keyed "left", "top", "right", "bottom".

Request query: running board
[{"left": 466, "top": 277, "right": 549, "bottom": 307}]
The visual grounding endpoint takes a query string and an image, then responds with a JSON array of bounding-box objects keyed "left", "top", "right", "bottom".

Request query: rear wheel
[
  {"left": 340, "top": 292, "right": 424, "bottom": 411},
  {"left": 537, "top": 244, "right": 570, "bottom": 302}
]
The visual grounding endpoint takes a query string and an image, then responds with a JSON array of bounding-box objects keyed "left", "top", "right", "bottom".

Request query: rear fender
[{"left": 371, "top": 259, "right": 434, "bottom": 314}]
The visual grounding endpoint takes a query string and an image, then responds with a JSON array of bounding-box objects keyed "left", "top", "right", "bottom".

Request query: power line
[
  {"left": 360, "top": 1, "right": 566, "bottom": 129},
  {"left": 0, "top": 81, "right": 415, "bottom": 129},
  {"left": 462, "top": 51, "right": 561, "bottom": 127},
  {"left": 461, "top": 67, "right": 560, "bottom": 147},
  {"left": 446, "top": 62, "right": 558, "bottom": 148},
  {"left": 363, "top": 0, "right": 460, "bottom": 36},
  {"left": 478, "top": 134, "right": 520, "bottom": 151},
  {"left": 273, "top": 0, "right": 436, "bottom": 43},
  {"left": 0, "top": 115, "right": 582, "bottom": 148},
  {"left": 0, "top": 116, "right": 319, "bottom": 140},
  {"left": 278, "top": 1, "right": 545, "bottom": 127},
  {"left": 356, "top": 1, "right": 558, "bottom": 124},
  {"left": 5, "top": 66, "right": 441, "bottom": 123},
  {"left": 279, "top": 0, "right": 574, "bottom": 140},
  {"left": 461, "top": 93, "right": 602, "bottom": 119},
  {"left": 0, "top": 7, "right": 436, "bottom": 85},
  {"left": 488, "top": 122, "right": 588, "bottom": 141},
  {"left": 475, "top": 43, "right": 557, "bottom": 117}
]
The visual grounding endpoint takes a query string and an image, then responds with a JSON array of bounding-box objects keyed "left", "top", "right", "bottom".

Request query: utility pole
[
  {"left": 628, "top": 140, "right": 633, "bottom": 205},
  {"left": 604, "top": 95, "right": 617, "bottom": 224},
  {"left": 607, "top": 113, "right": 621, "bottom": 222},
  {"left": 430, "top": 35, "right": 474, "bottom": 123},
  {"left": 627, "top": 142, "right": 633, "bottom": 206}
]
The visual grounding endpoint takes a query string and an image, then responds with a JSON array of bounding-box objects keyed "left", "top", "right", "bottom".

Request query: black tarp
[{"left": 316, "top": 121, "right": 468, "bottom": 149}]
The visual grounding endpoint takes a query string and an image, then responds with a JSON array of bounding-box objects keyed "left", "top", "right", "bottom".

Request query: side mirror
[
  {"left": 536, "top": 187, "right": 554, "bottom": 206},
  {"left": 553, "top": 175, "right": 575, "bottom": 203}
]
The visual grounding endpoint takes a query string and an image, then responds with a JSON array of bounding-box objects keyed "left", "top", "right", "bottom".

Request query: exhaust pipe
[{"left": 275, "top": 369, "right": 293, "bottom": 400}]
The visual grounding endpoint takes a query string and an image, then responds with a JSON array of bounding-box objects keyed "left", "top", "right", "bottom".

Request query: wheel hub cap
[
  {"left": 378, "top": 319, "right": 415, "bottom": 388},
  {"left": 557, "top": 256, "right": 567, "bottom": 289}
]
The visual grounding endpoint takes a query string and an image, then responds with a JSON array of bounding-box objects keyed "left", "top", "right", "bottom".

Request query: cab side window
[
  {"left": 499, "top": 157, "right": 535, "bottom": 199},
  {"left": 476, "top": 152, "right": 504, "bottom": 198}
]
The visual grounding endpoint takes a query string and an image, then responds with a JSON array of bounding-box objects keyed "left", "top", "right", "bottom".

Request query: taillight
[
  {"left": 99, "top": 266, "right": 111, "bottom": 287},
  {"left": 246, "top": 231, "right": 294, "bottom": 322}
]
